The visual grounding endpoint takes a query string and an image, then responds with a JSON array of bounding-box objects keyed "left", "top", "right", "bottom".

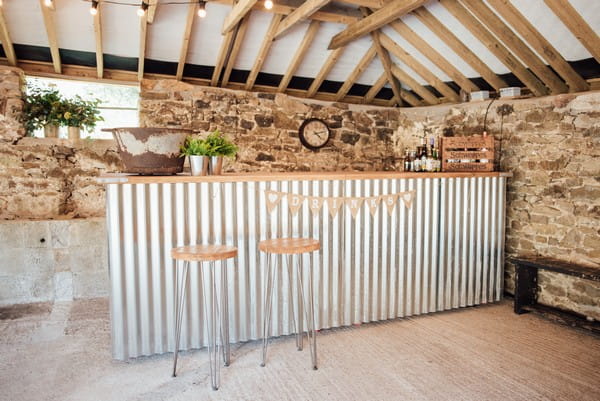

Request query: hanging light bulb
[
  {"left": 264, "top": 0, "right": 273, "bottom": 10},
  {"left": 137, "top": 1, "right": 148, "bottom": 17},
  {"left": 0, "top": 0, "right": 3, "bottom": 8},
  {"left": 90, "top": 0, "right": 99, "bottom": 16},
  {"left": 197, "top": 1, "right": 206, "bottom": 18},
  {"left": 44, "top": 0, "right": 54, "bottom": 7}
]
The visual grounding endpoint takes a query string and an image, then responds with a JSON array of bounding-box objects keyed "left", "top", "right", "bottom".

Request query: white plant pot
[
  {"left": 68, "top": 126, "right": 81, "bottom": 140},
  {"left": 44, "top": 124, "right": 59, "bottom": 138},
  {"left": 190, "top": 155, "right": 209, "bottom": 176},
  {"left": 209, "top": 156, "right": 223, "bottom": 175}
]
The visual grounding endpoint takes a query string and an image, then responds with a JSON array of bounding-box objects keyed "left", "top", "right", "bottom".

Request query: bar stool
[
  {"left": 258, "top": 237, "right": 320, "bottom": 370},
  {"left": 171, "top": 244, "right": 237, "bottom": 391}
]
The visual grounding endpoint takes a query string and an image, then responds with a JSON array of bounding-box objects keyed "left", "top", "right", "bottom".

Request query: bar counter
[{"left": 101, "top": 171, "right": 510, "bottom": 360}]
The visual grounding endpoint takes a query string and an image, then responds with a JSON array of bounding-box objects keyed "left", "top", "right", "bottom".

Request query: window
[{"left": 25, "top": 76, "right": 140, "bottom": 139}]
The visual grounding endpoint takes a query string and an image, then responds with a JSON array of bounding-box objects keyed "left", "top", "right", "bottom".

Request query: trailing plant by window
[{"left": 61, "top": 96, "right": 104, "bottom": 132}]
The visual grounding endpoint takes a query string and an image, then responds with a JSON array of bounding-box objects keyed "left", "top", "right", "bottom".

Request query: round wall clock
[{"left": 298, "top": 118, "right": 331, "bottom": 151}]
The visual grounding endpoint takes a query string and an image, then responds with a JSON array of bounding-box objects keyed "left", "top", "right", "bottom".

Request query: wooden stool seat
[
  {"left": 258, "top": 238, "right": 320, "bottom": 255},
  {"left": 171, "top": 245, "right": 238, "bottom": 262}
]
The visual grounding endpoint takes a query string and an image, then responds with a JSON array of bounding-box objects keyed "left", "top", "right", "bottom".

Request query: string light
[
  {"left": 264, "top": 0, "right": 273, "bottom": 10},
  {"left": 197, "top": 1, "right": 206, "bottom": 18},
  {"left": 137, "top": 1, "right": 148, "bottom": 17},
  {"left": 44, "top": 0, "right": 54, "bottom": 7},
  {"left": 90, "top": 0, "right": 99, "bottom": 15}
]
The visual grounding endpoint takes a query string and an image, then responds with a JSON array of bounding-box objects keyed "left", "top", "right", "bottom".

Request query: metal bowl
[{"left": 104, "top": 127, "right": 193, "bottom": 175}]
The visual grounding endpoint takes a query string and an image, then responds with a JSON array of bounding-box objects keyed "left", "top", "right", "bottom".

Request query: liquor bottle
[
  {"left": 404, "top": 149, "right": 411, "bottom": 172},
  {"left": 414, "top": 148, "right": 421, "bottom": 172},
  {"left": 410, "top": 151, "right": 416, "bottom": 172},
  {"left": 421, "top": 145, "right": 427, "bottom": 172}
]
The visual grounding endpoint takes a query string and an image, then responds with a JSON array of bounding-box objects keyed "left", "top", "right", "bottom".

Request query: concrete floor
[{"left": 1, "top": 299, "right": 599, "bottom": 401}]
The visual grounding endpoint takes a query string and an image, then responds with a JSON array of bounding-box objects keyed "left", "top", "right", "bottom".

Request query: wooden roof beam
[
  {"left": 245, "top": 13, "right": 282, "bottom": 91},
  {"left": 364, "top": 72, "right": 422, "bottom": 107},
  {"left": 39, "top": 0, "right": 61, "bottom": 74},
  {"left": 275, "top": 0, "right": 330, "bottom": 39},
  {"left": 278, "top": 21, "right": 320, "bottom": 92},
  {"left": 211, "top": 28, "right": 236, "bottom": 86},
  {"left": 487, "top": 0, "right": 588, "bottom": 93},
  {"left": 147, "top": 0, "right": 158, "bottom": 24},
  {"left": 92, "top": 3, "right": 103, "bottom": 79},
  {"left": 543, "top": 0, "right": 600, "bottom": 65},
  {"left": 222, "top": 15, "right": 251, "bottom": 86},
  {"left": 222, "top": 0, "right": 258, "bottom": 34},
  {"left": 412, "top": 7, "right": 506, "bottom": 91},
  {"left": 380, "top": 33, "right": 459, "bottom": 102},
  {"left": 0, "top": 5, "right": 17, "bottom": 66},
  {"left": 335, "top": 45, "right": 376, "bottom": 101},
  {"left": 439, "top": 0, "right": 548, "bottom": 97},
  {"left": 389, "top": 19, "right": 479, "bottom": 94},
  {"left": 176, "top": 3, "right": 197, "bottom": 81},
  {"left": 390, "top": 65, "right": 438, "bottom": 105},
  {"left": 306, "top": 46, "right": 345, "bottom": 98},
  {"left": 460, "top": 0, "right": 567, "bottom": 94},
  {"left": 138, "top": 14, "right": 147, "bottom": 81},
  {"left": 328, "top": 0, "right": 427, "bottom": 49}
]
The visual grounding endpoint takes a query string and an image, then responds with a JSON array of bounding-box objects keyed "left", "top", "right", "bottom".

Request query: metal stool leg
[
  {"left": 172, "top": 260, "right": 189, "bottom": 377},
  {"left": 296, "top": 256, "right": 317, "bottom": 370},
  {"left": 220, "top": 260, "right": 230, "bottom": 366},
  {"left": 286, "top": 254, "right": 301, "bottom": 351},
  {"left": 202, "top": 261, "right": 221, "bottom": 391},
  {"left": 261, "top": 252, "right": 276, "bottom": 367}
]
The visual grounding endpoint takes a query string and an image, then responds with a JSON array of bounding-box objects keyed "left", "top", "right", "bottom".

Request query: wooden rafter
[
  {"left": 543, "top": 0, "right": 600, "bottom": 64},
  {"left": 211, "top": 28, "right": 236, "bottom": 86},
  {"left": 460, "top": 0, "right": 567, "bottom": 94},
  {"left": 275, "top": 0, "right": 330, "bottom": 39},
  {"left": 138, "top": 14, "right": 148, "bottom": 81},
  {"left": 412, "top": 7, "right": 506, "bottom": 91},
  {"left": 364, "top": 72, "right": 421, "bottom": 107},
  {"left": 364, "top": 73, "right": 387, "bottom": 103},
  {"left": 328, "top": 0, "right": 427, "bottom": 49},
  {"left": 340, "top": 0, "right": 385, "bottom": 7},
  {"left": 390, "top": 20, "right": 478, "bottom": 93},
  {"left": 14, "top": 60, "right": 395, "bottom": 107},
  {"left": 335, "top": 45, "right": 376, "bottom": 101},
  {"left": 359, "top": 7, "right": 403, "bottom": 106},
  {"left": 380, "top": 33, "right": 459, "bottom": 102},
  {"left": 0, "top": 6, "right": 17, "bottom": 66},
  {"left": 222, "top": 0, "right": 258, "bottom": 34},
  {"left": 39, "top": 0, "right": 61, "bottom": 74},
  {"left": 306, "top": 46, "right": 345, "bottom": 98},
  {"left": 440, "top": 0, "right": 548, "bottom": 97},
  {"left": 147, "top": 0, "right": 158, "bottom": 24},
  {"left": 222, "top": 15, "right": 251, "bottom": 86},
  {"left": 487, "top": 0, "right": 588, "bottom": 93},
  {"left": 176, "top": 3, "right": 197, "bottom": 81},
  {"left": 279, "top": 21, "right": 320, "bottom": 92},
  {"left": 245, "top": 13, "right": 281, "bottom": 91},
  {"left": 390, "top": 64, "right": 438, "bottom": 105},
  {"left": 92, "top": 3, "right": 103, "bottom": 79}
]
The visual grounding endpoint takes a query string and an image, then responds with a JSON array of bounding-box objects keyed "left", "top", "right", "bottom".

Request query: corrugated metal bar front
[{"left": 106, "top": 176, "right": 508, "bottom": 360}]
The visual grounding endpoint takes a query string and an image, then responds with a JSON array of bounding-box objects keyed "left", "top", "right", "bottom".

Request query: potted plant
[
  {"left": 180, "top": 136, "right": 210, "bottom": 176},
  {"left": 61, "top": 96, "right": 104, "bottom": 140},
  {"left": 204, "top": 129, "right": 238, "bottom": 175},
  {"left": 22, "top": 85, "right": 63, "bottom": 137}
]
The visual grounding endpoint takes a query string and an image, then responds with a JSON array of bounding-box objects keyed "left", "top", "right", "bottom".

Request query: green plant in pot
[
  {"left": 204, "top": 129, "right": 238, "bottom": 175},
  {"left": 181, "top": 136, "right": 211, "bottom": 176},
  {"left": 22, "top": 85, "right": 63, "bottom": 137},
  {"left": 60, "top": 96, "right": 104, "bottom": 140}
]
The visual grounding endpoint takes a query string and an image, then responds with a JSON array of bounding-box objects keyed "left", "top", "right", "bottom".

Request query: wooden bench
[{"left": 510, "top": 256, "right": 600, "bottom": 333}]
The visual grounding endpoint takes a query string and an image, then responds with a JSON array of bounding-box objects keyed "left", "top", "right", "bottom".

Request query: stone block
[
  {"left": 49, "top": 220, "right": 71, "bottom": 248},
  {"left": 73, "top": 271, "right": 109, "bottom": 299},
  {"left": 68, "top": 218, "right": 106, "bottom": 247},
  {"left": 0, "top": 221, "right": 24, "bottom": 249},
  {"left": 54, "top": 271, "right": 73, "bottom": 301},
  {"left": 21, "top": 221, "right": 51, "bottom": 248}
]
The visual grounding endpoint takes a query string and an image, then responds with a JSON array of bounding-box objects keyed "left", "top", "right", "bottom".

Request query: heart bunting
[{"left": 265, "top": 190, "right": 283, "bottom": 213}]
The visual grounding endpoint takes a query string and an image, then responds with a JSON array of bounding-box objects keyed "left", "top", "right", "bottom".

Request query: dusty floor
[{"left": 0, "top": 298, "right": 599, "bottom": 401}]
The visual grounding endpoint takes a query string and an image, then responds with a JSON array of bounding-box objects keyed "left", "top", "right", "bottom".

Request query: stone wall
[
  {"left": 397, "top": 92, "right": 600, "bottom": 320},
  {"left": 139, "top": 80, "right": 406, "bottom": 172}
]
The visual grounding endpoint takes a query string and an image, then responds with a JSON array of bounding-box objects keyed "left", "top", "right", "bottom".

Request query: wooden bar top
[{"left": 98, "top": 171, "right": 512, "bottom": 184}]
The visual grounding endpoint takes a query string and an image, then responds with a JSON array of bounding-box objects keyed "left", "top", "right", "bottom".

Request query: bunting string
[{"left": 264, "top": 190, "right": 416, "bottom": 218}]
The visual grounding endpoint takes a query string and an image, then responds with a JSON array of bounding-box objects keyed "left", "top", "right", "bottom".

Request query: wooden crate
[{"left": 441, "top": 135, "right": 495, "bottom": 172}]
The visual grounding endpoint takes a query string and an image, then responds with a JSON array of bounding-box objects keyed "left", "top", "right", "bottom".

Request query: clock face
[{"left": 299, "top": 118, "right": 330, "bottom": 151}]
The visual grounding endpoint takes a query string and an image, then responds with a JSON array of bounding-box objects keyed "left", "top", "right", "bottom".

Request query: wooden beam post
[
  {"left": 138, "top": 14, "right": 148, "bottom": 81},
  {"left": 222, "top": 15, "right": 251, "bottom": 86},
  {"left": 211, "top": 28, "right": 237, "bottom": 86},
  {"left": 92, "top": 3, "right": 103, "bottom": 79},
  {"left": 274, "top": 0, "right": 330, "bottom": 39},
  {"left": 222, "top": 0, "right": 258, "bottom": 34},
  {"left": 0, "top": 6, "right": 17, "bottom": 66},
  {"left": 390, "top": 64, "right": 439, "bottom": 105},
  {"left": 39, "top": 0, "right": 61, "bottom": 74},
  {"left": 306, "top": 46, "right": 345, "bottom": 98},
  {"left": 278, "top": 21, "right": 320, "bottom": 92},
  {"left": 412, "top": 7, "right": 506, "bottom": 91},
  {"left": 440, "top": 0, "right": 548, "bottom": 97},
  {"left": 246, "top": 13, "right": 282, "bottom": 91},
  {"left": 543, "top": 0, "right": 600, "bottom": 64},
  {"left": 176, "top": 3, "right": 197, "bottom": 81},
  {"left": 335, "top": 45, "right": 376, "bottom": 101},
  {"left": 328, "top": 0, "right": 427, "bottom": 49}
]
